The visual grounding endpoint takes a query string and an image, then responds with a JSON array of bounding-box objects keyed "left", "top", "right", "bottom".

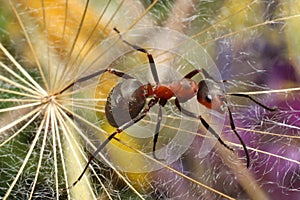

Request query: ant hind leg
[{"left": 113, "top": 27, "right": 160, "bottom": 84}]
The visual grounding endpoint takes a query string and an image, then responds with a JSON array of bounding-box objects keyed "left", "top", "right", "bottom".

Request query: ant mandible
[{"left": 60, "top": 28, "right": 277, "bottom": 189}]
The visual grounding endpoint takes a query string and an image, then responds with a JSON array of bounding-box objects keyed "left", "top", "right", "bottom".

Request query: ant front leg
[
  {"left": 152, "top": 99, "right": 168, "bottom": 161},
  {"left": 175, "top": 98, "right": 251, "bottom": 168},
  {"left": 152, "top": 104, "right": 164, "bottom": 161},
  {"left": 228, "top": 93, "right": 277, "bottom": 111},
  {"left": 226, "top": 106, "right": 250, "bottom": 168},
  {"left": 174, "top": 99, "right": 234, "bottom": 152}
]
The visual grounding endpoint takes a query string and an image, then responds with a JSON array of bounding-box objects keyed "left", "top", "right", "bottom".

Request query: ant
[{"left": 60, "top": 28, "right": 277, "bottom": 189}]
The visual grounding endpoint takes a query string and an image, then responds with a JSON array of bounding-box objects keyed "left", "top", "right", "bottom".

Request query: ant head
[{"left": 197, "top": 79, "right": 226, "bottom": 113}]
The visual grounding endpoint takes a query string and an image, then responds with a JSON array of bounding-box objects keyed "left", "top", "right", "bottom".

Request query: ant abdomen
[{"left": 105, "top": 79, "right": 146, "bottom": 127}]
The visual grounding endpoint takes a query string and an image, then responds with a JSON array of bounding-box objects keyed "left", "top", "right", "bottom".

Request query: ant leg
[
  {"left": 65, "top": 98, "right": 159, "bottom": 190},
  {"left": 228, "top": 93, "right": 277, "bottom": 111},
  {"left": 113, "top": 28, "right": 160, "bottom": 83},
  {"left": 65, "top": 130, "right": 119, "bottom": 190},
  {"left": 184, "top": 69, "right": 202, "bottom": 79},
  {"left": 174, "top": 99, "right": 234, "bottom": 152},
  {"left": 152, "top": 104, "right": 165, "bottom": 161},
  {"left": 57, "top": 68, "right": 135, "bottom": 95},
  {"left": 175, "top": 98, "right": 250, "bottom": 168},
  {"left": 57, "top": 68, "right": 107, "bottom": 94},
  {"left": 226, "top": 106, "right": 250, "bottom": 168}
]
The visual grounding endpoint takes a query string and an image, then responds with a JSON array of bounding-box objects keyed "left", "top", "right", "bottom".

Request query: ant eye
[{"left": 206, "top": 94, "right": 212, "bottom": 103}]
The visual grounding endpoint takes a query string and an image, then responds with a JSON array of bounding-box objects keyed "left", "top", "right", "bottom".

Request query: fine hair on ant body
[{"left": 59, "top": 28, "right": 277, "bottom": 190}]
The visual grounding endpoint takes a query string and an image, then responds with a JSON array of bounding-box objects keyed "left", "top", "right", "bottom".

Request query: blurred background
[{"left": 0, "top": 0, "right": 299, "bottom": 199}]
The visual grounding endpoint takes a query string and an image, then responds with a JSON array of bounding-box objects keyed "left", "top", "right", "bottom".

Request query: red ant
[{"left": 60, "top": 28, "right": 277, "bottom": 189}]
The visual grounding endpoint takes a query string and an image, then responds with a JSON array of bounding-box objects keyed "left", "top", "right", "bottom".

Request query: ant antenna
[{"left": 228, "top": 93, "right": 278, "bottom": 111}]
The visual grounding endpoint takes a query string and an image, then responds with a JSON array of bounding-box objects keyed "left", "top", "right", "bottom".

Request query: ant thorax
[
  {"left": 168, "top": 79, "right": 199, "bottom": 103},
  {"left": 145, "top": 78, "right": 198, "bottom": 103}
]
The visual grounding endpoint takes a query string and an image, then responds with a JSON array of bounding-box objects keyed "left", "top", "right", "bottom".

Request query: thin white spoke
[
  {"left": 52, "top": 0, "right": 69, "bottom": 93},
  {"left": 200, "top": 14, "right": 300, "bottom": 47},
  {"left": 191, "top": 0, "right": 258, "bottom": 40},
  {"left": 61, "top": 102, "right": 104, "bottom": 113},
  {"left": 0, "top": 108, "right": 42, "bottom": 147},
  {"left": 0, "top": 61, "right": 38, "bottom": 93},
  {"left": 0, "top": 104, "right": 45, "bottom": 133},
  {"left": 227, "top": 87, "right": 300, "bottom": 95},
  {"left": 0, "top": 75, "right": 42, "bottom": 96},
  {"left": 54, "top": 39, "right": 119, "bottom": 95},
  {"left": 0, "top": 98, "right": 40, "bottom": 103},
  {"left": 54, "top": 0, "right": 95, "bottom": 94},
  {"left": 125, "top": 0, "right": 159, "bottom": 31},
  {"left": 234, "top": 126, "right": 300, "bottom": 139},
  {"left": 50, "top": 106, "right": 60, "bottom": 200},
  {"left": 239, "top": 145, "right": 300, "bottom": 166},
  {"left": 66, "top": 0, "right": 113, "bottom": 77},
  {"left": 102, "top": 0, "right": 125, "bottom": 32},
  {"left": 7, "top": 0, "right": 49, "bottom": 92},
  {"left": 61, "top": 0, "right": 68, "bottom": 46},
  {"left": 53, "top": 109, "right": 71, "bottom": 200},
  {"left": 57, "top": 103, "right": 106, "bottom": 136},
  {"left": 0, "top": 102, "right": 41, "bottom": 113},
  {"left": 60, "top": 98, "right": 107, "bottom": 102},
  {"left": 3, "top": 106, "right": 48, "bottom": 199},
  {"left": 265, "top": 119, "right": 300, "bottom": 131},
  {"left": 40, "top": 0, "right": 51, "bottom": 93},
  {"left": 29, "top": 106, "right": 51, "bottom": 199},
  {"left": 54, "top": 105, "right": 96, "bottom": 199},
  {"left": 0, "top": 88, "right": 40, "bottom": 99},
  {"left": 60, "top": 0, "right": 91, "bottom": 74},
  {"left": 57, "top": 107, "right": 113, "bottom": 199}
]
